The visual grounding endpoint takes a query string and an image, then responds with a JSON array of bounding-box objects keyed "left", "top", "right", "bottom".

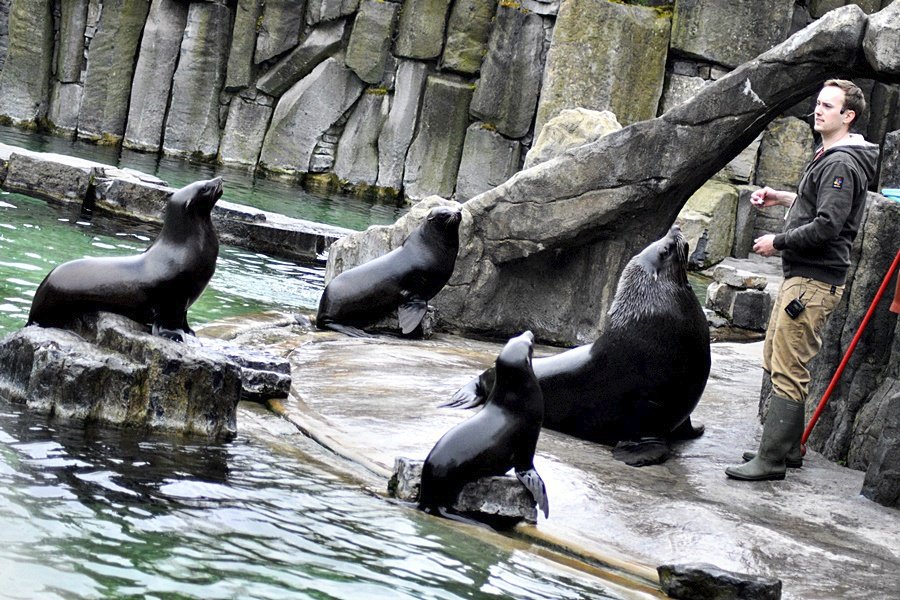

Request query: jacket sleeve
[{"left": 773, "top": 160, "right": 858, "bottom": 251}]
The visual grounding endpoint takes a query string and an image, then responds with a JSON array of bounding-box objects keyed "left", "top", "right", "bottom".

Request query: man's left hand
[{"left": 753, "top": 234, "right": 777, "bottom": 257}]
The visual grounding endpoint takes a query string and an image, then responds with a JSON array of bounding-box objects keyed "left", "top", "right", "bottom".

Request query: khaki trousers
[{"left": 763, "top": 276, "right": 844, "bottom": 404}]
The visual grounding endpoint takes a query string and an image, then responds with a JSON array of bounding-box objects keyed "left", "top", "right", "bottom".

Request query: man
[{"left": 726, "top": 79, "right": 879, "bottom": 481}]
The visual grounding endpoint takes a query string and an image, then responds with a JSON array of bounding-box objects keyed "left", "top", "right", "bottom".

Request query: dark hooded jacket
[{"left": 773, "top": 139, "right": 879, "bottom": 285}]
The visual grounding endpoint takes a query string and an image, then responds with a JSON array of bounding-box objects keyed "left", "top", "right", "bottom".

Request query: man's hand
[
  {"left": 753, "top": 234, "right": 778, "bottom": 257},
  {"left": 751, "top": 186, "right": 795, "bottom": 208}
]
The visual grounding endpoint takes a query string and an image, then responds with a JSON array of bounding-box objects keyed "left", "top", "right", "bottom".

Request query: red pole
[{"left": 800, "top": 247, "right": 900, "bottom": 453}]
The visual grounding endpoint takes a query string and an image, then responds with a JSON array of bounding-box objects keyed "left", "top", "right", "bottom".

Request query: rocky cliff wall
[{"left": 0, "top": 0, "right": 896, "bottom": 205}]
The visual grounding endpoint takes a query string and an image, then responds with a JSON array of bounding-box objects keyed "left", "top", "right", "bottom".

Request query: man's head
[{"left": 815, "top": 79, "right": 865, "bottom": 136}]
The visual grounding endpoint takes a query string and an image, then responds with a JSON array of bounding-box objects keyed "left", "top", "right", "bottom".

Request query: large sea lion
[
  {"left": 419, "top": 331, "right": 549, "bottom": 522},
  {"left": 27, "top": 177, "right": 223, "bottom": 342},
  {"left": 316, "top": 206, "right": 462, "bottom": 336},
  {"left": 447, "top": 226, "right": 710, "bottom": 466}
]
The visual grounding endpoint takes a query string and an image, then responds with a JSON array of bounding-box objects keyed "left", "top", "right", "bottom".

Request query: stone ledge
[{"left": 0, "top": 142, "right": 355, "bottom": 263}]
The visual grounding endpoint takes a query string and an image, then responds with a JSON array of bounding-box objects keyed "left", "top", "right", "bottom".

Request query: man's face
[{"left": 814, "top": 85, "right": 850, "bottom": 137}]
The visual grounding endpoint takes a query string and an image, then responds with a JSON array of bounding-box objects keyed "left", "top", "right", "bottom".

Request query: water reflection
[
  {"left": 0, "top": 125, "right": 407, "bottom": 231},
  {"left": 0, "top": 191, "right": 322, "bottom": 336},
  {"left": 0, "top": 404, "right": 616, "bottom": 599}
]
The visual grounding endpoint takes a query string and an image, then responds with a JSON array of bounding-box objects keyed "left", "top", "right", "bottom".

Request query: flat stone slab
[{"left": 0, "top": 142, "right": 354, "bottom": 262}]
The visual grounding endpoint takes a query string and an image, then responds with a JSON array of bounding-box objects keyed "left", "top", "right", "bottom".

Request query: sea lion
[
  {"left": 419, "top": 330, "right": 549, "bottom": 522},
  {"left": 27, "top": 177, "right": 223, "bottom": 342},
  {"left": 316, "top": 206, "right": 462, "bottom": 337},
  {"left": 447, "top": 225, "right": 710, "bottom": 467}
]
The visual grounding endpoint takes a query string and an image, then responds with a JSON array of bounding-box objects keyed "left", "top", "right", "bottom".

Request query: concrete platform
[{"left": 203, "top": 314, "right": 900, "bottom": 600}]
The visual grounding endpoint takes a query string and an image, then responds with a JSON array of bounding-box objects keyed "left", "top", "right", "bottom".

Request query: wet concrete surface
[{"left": 203, "top": 314, "right": 900, "bottom": 600}]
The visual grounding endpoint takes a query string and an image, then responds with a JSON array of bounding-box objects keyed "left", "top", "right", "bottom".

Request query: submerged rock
[{"left": 0, "top": 312, "right": 291, "bottom": 438}]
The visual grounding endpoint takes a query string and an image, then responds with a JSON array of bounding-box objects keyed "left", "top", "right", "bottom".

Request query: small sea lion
[
  {"left": 419, "top": 331, "right": 549, "bottom": 521},
  {"left": 27, "top": 177, "right": 223, "bottom": 342},
  {"left": 447, "top": 226, "right": 710, "bottom": 466},
  {"left": 316, "top": 206, "right": 462, "bottom": 337}
]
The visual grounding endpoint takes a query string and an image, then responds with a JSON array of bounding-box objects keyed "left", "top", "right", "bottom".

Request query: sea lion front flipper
[
  {"left": 668, "top": 416, "right": 705, "bottom": 440},
  {"left": 152, "top": 323, "right": 186, "bottom": 342},
  {"left": 612, "top": 438, "right": 669, "bottom": 467},
  {"left": 440, "top": 376, "right": 487, "bottom": 409},
  {"left": 323, "top": 323, "right": 373, "bottom": 338},
  {"left": 398, "top": 300, "right": 428, "bottom": 334},
  {"left": 515, "top": 467, "right": 549, "bottom": 518}
]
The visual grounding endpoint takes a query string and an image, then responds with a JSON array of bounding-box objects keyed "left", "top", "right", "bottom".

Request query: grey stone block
[
  {"left": 470, "top": 4, "right": 545, "bottom": 139},
  {"left": 393, "top": 0, "right": 452, "bottom": 59},
  {"left": 254, "top": 0, "right": 304, "bottom": 64},
  {"left": 0, "top": 0, "right": 53, "bottom": 125},
  {"left": 440, "top": 0, "right": 495, "bottom": 74},
  {"left": 219, "top": 89, "right": 275, "bottom": 166},
  {"left": 3, "top": 151, "right": 98, "bottom": 204},
  {"left": 56, "top": 0, "right": 89, "bottom": 83},
  {"left": 162, "top": 2, "right": 231, "bottom": 160},
  {"left": 388, "top": 457, "right": 538, "bottom": 524},
  {"left": 123, "top": 0, "right": 189, "bottom": 153},
  {"left": 334, "top": 91, "right": 390, "bottom": 186},
  {"left": 403, "top": 75, "right": 473, "bottom": 200},
  {"left": 376, "top": 60, "right": 429, "bottom": 191},
  {"left": 455, "top": 123, "right": 521, "bottom": 201},
  {"left": 730, "top": 289, "right": 772, "bottom": 331},
  {"left": 307, "top": 0, "right": 359, "bottom": 25},
  {"left": 711, "top": 265, "right": 768, "bottom": 290},
  {"left": 863, "top": 0, "right": 900, "bottom": 75},
  {"left": 256, "top": 19, "right": 346, "bottom": 98},
  {"left": 345, "top": 0, "right": 399, "bottom": 84},
  {"left": 225, "top": 0, "right": 263, "bottom": 91},
  {"left": 657, "top": 562, "right": 782, "bottom": 600}
]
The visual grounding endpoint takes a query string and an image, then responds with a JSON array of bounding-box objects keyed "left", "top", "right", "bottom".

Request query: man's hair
[{"left": 824, "top": 79, "right": 866, "bottom": 127}]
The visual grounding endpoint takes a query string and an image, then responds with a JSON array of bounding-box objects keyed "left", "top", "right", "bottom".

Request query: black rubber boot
[
  {"left": 726, "top": 395, "right": 804, "bottom": 481},
  {"left": 741, "top": 447, "right": 803, "bottom": 468}
]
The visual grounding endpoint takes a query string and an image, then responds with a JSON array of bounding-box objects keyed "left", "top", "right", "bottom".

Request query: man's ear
[{"left": 842, "top": 109, "right": 855, "bottom": 124}]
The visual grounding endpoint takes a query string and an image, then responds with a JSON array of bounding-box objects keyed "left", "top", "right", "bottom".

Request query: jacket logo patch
[{"left": 832, "top": 176, "right": 844, "bottom": 189}]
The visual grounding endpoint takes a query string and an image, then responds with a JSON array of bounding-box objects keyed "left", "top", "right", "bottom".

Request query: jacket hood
[{"left": 823, "top": 136, "right": 879, "bottom": 183}]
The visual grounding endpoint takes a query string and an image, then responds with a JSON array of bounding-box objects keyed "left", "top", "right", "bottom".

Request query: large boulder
[
  {"left": 754, "top": 116, "right": 815, "bottom": 192},
  {"left": 393, "top": 0, "right": 452, "bottom": 60},
  {"left": 0, "top": 0, "right": 53, "bottom": 126},
  {"left": 455, "top": 123, "right": 521, "bottom": 202},
  {"left": 469, "top": 4, "right": 545, "bottom": 139},
  {"left": 256, "top": 19, "right": 346, "bottom": 97},
  {"left": 225, "top": 0, "right": 263, "bottom": 92},
  {"left": 218, "top": 88, "right": 275, "bottom": 166},
  {"left": 77, "top": 0, "right": 151, "bottom": 143},
  {"left": 440, "top": 0, "right": 496, "bottom": 74},
  {"left": 259, "top": 56, "right": 366, "bottom": 177},
  {"left": 676, "top": 180, "right": 739, "bottom": 269},
  {"left": 402, "top": 75, "right": 473, "bottom": 200},
  {"left": 123, "top": 0, "right": 190, "bottom": 152},
  {"left": 671, "top": 0, "right": 795, "bottom": 69},
  {"left": 534, "top": 0, "right": 670, "bottom": 134},
  {"left": 376, "top": 60, "right": 429, "bottom": 192},
  {"left": 162, "top": 2, "right": 231, "bottom": 160},
  {"left": 334, "top": 90, "right": 391, "bottom": 186},
  {"left": 345, "top": 0, "right": 399, "bottom": 85},
  {"left": 863, "top": 0, "right": 900, "bottom": 74},
  {"left": 254, "top": 0, "right": 304, "bottom": 64},
  {"left": 523, "top": 108, "right": 622, "bottom": 170}
]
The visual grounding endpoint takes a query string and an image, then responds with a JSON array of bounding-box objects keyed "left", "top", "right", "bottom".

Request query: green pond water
[{"left": 0, "top": 129, "right": 625, "bottom": 598}]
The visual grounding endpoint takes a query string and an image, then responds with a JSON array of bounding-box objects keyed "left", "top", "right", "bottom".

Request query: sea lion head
[
  {"left": 632, "top": 225, "right": 689, "bottom": 285},
  {"left": 490, "top": 330, "right": 542, "bottom": 417},
  {"left": 423, "top": 206, "right": 462, "bottom": 239},
  {"left": 161, "top": 177, "right": 223, "bottom": 239},
  {"left": 608, "top": 226, "right": 691, "bottom": 327}
]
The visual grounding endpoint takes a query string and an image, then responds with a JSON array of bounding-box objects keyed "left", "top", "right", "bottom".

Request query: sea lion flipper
[
  {"left": 668, "top": 416, "right": 705, "bottom": 440},
  {"left": 515, "top": 467, "right": 549, "bottom": 518},
  {"left": 398, "top": 300, "right": 428, "bottom": 334},
  {"left": 440, "top": 377, "right": 486, "bottom": 409},
  {"left": 612, "top": 438, "right": 669, "bottom": 467},
  {"left": 323, "top": 323, "right": 372, "bottom": 338}
]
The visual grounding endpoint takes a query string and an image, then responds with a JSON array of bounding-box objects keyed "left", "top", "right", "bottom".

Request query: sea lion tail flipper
[
  {"left": 398, "top": 300, "right": 428, "bottom": 335},
  {"left": 515, "top": 468, "right": 549, "bottom": 519},
  {"left": 612, "top": 437, "right": 669, "bottom": 467},
  {"left": 668, "top": 416, "right": 705, "bottom": 440}
]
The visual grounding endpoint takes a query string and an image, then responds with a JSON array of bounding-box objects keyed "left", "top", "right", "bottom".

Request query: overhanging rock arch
[{"left": 327, "top": 4, "right": 900, "bottom": 346}]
